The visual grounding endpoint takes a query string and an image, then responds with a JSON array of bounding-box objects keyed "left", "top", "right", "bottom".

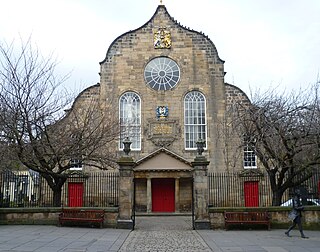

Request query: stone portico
[
  {"left": 117, "top": 147, "right": 210, "bottom": 229},
  {"left": 134, "top": 148, "right": 193, "bottom": 213}
]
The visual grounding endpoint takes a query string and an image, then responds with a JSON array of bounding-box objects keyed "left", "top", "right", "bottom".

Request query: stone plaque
[{"left": 146, "top": 118, "right": 180, "bottom": 147}]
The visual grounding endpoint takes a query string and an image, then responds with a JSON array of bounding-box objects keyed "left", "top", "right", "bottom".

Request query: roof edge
[
  {"left": 100, "top": 5, "right": 224, "bottom": 65},
  {"left": 100, "top": 5, "right": 165, "bottom": 65}
]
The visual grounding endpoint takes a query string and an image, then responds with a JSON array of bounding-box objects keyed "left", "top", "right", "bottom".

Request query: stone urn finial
[
  {"left": 196, "top": 139, "right": 205, "bottom": 156},
  {"left": 123, "top": 137, "right": 132, "bottom": 156}
]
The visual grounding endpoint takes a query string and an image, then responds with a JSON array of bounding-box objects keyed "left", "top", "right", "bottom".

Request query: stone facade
[
  {"left": 71, "top": 5, "right": 250, "bottom": 216},
  {"left": 98, "top": 5, "right": 225, "bottom": 170},
  {"left": 75, "top": 5, "right": 249, "bottom": 172}
]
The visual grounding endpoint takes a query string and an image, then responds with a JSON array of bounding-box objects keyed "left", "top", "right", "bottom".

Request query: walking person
[{"left": 285, "top": 189, "right": 308, "bottom": 238}]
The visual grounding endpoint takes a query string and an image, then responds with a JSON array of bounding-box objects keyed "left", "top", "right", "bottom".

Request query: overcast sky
[{"left": 1, "top": 0, "right": 319, "bottom": 95}]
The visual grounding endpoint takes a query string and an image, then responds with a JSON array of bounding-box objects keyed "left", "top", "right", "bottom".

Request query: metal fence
[
  {"left": 1, "top": 169, "right": 319, "bottom": 208},
  {"left": 208, "top": 170, "right": 320, "bottom": 207},
  {"left": 0, "top": 170, "right": 119, "bottom": 208}
]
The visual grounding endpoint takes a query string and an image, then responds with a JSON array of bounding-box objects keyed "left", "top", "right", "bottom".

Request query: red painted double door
[{"left": 152, "top": 178, "right": 175, "bottom": 212}]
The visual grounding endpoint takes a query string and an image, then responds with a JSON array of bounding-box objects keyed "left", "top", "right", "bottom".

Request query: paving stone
[
  {"left": 119, "top": 230, "right": 212, "bottom": 252},
  {"left": 1, "top": 217, "right": 320, "bottom": 252},
  {"left": 119, "top": 216, "right": 212, "bottom": 252}
]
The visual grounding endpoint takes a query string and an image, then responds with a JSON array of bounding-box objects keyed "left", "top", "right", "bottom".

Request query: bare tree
[
  {"left": 0, "top": 39, "right": 119, "bottom": 206},
  {"left": 227, "top": 85, "right": 320, "bottom": 205}
]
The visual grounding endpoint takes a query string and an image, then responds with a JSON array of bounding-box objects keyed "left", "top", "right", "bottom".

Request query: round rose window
[{"left": 144, "top": 57, "right": 180, "bottom": 91}]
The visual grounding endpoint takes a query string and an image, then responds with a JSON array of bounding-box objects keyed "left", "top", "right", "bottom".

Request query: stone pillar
[
  {"left": 175, "top": 178, "right": 180, "bottom": 213},
  {"left": 117, "top": 156, "right": 135, "bottom": 229},
  {"left": 191, "top": 155, "right": 210, "bottom": 230},
  {"left": 147, "top": 178, "right": 152, "bottom": 213}
]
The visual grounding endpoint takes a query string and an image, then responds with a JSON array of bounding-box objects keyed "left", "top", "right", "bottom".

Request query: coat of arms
[
  {"left": 154, "top": 27, "right": 171, "bottom": 49},
  {"left": 156, "top": 106, "right": 169, "bottom": 119}
]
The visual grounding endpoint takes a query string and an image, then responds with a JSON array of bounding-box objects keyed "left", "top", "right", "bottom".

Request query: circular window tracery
[{"left": 144, "top": 57, "right": 180, "bottom": 91}]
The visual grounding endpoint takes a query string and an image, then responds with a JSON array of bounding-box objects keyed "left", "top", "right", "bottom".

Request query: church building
[{"left": 72, "top": 4, "right": 251, "bottom": 220}]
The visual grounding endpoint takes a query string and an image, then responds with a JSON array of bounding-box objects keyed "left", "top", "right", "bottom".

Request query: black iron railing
[
  {"left": 208, "top": 170, "right": 320, "bottom": 207},
  {"left": 0, "top": 170, "right": 119, "bottom": 208}
]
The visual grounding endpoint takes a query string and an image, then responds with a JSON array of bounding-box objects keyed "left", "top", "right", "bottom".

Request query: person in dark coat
[{"left": 285, "top": 190, "right": 308, "bottom": 238}]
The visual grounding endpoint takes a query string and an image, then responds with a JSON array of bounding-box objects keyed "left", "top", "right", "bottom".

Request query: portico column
[
  {"left": 175, "top": 178, "right": 180, "bottom": 212},
  {"left": 147, "top": 178, "right": 152, "bottom": 213}
]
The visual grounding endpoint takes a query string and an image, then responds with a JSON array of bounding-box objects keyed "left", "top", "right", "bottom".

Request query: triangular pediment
[{"left": 134, "top": 148, "right": 192, "bottom": 171}]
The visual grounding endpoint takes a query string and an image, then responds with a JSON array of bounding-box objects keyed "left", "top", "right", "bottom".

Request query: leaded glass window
[
  {"left": 184, "top": 91, "right": 207, "bottom": 149},
  {"left": 119, "top": 92, "right": 141, "bottom": 150}
]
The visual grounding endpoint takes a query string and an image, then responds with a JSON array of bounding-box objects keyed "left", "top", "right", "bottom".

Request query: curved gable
[
  {"left": 225, "top": 83, "right": 251, "bottom": 108},
  {"left": 100, "top": 5, "right": 224, "bottom": 65}
]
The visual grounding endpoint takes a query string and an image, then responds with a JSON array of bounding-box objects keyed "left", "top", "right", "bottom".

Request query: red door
[
  {"left": 68, "top": 183, "right": 84, "bottom": 207},
  {"left": 244, "top": 181, "right": 259, "bottom": 207},
  {"left": 152, "top": 178, "right": 175, "bottom": 212}
]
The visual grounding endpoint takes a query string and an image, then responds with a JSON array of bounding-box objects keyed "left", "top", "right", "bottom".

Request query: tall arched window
[
  {"left": 119, "top": 92, "right": 141, "bottom": 150},
  {"left": 184, "top": 91, "right": 207, "bottom": 149}
]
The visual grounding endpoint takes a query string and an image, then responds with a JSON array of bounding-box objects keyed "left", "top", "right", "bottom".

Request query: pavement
[{"left": 0, "top": 216, "right": 320, "bottom": 252}]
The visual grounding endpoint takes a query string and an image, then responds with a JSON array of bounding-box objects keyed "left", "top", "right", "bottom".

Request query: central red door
[
  {"left": 68, "top": 183, "right": 84, "bottom": 207},
  {"left": 152, "top": 178, "right": 175, "bottom": 212}
]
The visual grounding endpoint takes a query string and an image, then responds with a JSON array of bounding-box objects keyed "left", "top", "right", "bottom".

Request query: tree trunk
[
  {"left": 268, "top": 170, "right": 286, "bottom": 206},
  {"left": 53, "top": 187, "right": 63, "bottom": 207},
  {"left": 272, "top": 189, "right": 284, "bottom": 206},
  {"left": 41, "top": 173, "right": 67, "bottom": 207}
]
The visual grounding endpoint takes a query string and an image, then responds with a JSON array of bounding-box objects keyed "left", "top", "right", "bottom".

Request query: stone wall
[
  {"left": 179, "top": 178, "right": 192, "bottom": 212},
  {"left": 0, "top": 207, "right": 119, "bottom": 228},
  {"left": 1, "top": 207, "right": 319, "bottom": 230},
  {"left": 209, "top": 207, "right": 320, "bottom": 230},
  {"left": 135, "top": 178, "right": 147, "bottom": 212},
  {"left": 225, "top": 83, "right": 250, "bottom": 109}
]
